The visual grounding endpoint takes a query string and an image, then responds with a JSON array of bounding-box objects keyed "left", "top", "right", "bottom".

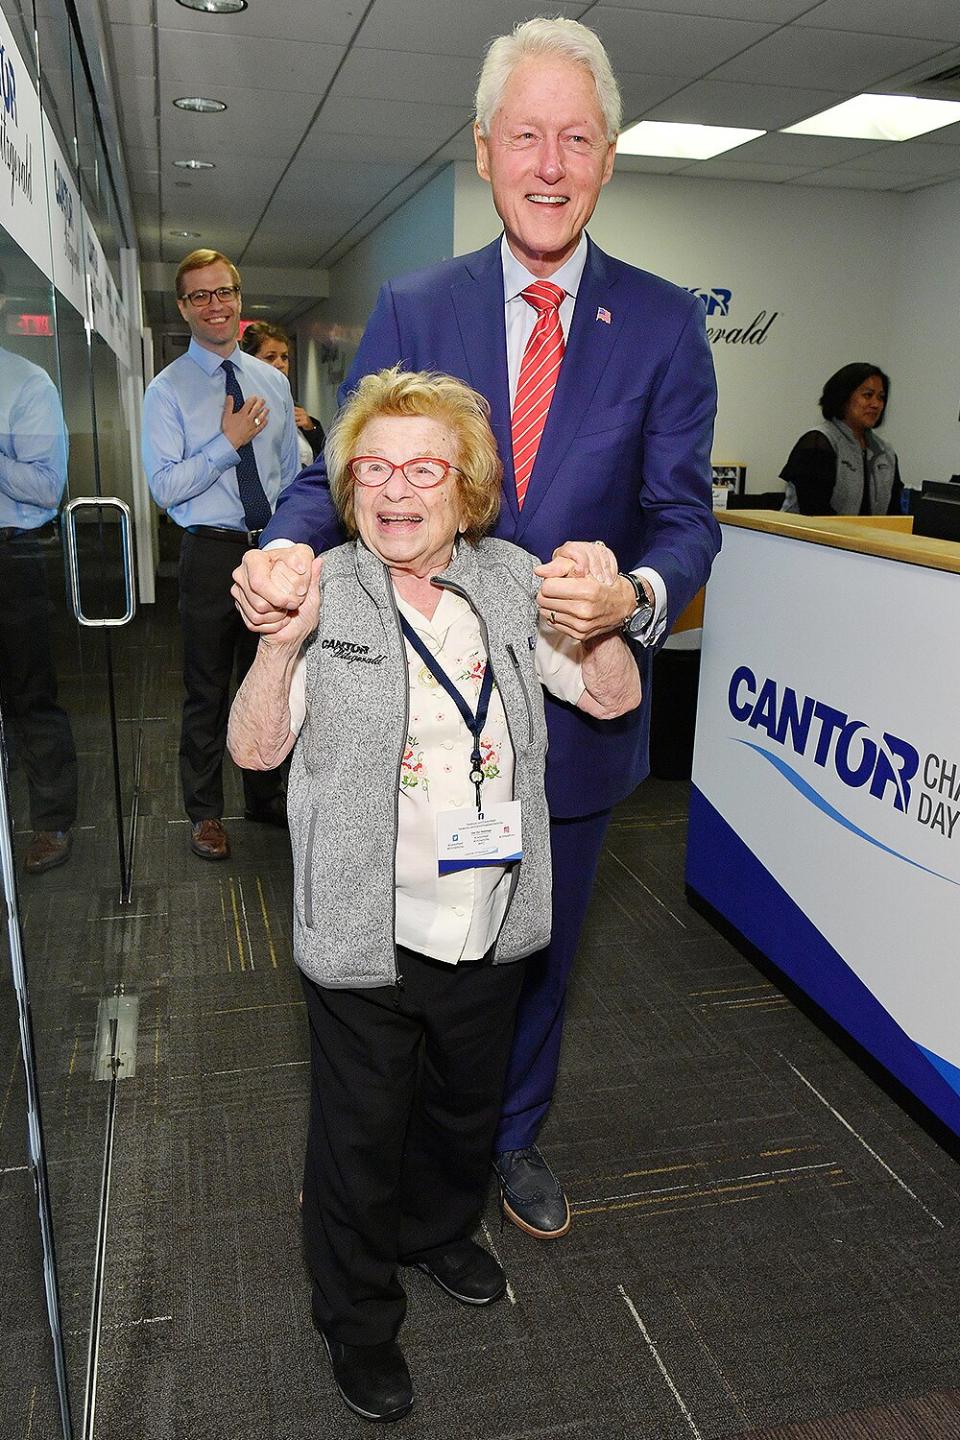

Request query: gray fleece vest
[
  {"left": 287, "top": 537, "right": 553, "bottom": 989},
  {"left": 783, "top": 419, "right": 897, "bottom": 515}
]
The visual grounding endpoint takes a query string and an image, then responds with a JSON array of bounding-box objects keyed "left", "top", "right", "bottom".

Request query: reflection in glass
[{"left": 0, "top": 264, "right": 77, "bottom": 873}]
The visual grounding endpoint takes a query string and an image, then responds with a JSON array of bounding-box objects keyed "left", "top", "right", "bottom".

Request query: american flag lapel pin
[{"left": 596, "top": 306, "right": 612, "bottom": 325}]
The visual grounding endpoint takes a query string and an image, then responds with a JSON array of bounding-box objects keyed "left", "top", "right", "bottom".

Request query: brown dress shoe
[
  {"left": 25, "top": 829, "right": 73, "bottom": 874},
  {"left": 190, "top": 818, "right": 230, "bottom": 860}
]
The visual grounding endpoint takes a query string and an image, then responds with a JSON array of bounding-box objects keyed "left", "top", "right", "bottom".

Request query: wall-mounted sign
[
  {"left": 42, "top": 114, "right": 86, "bottom": 320},
  {"left": 686, "top": 285, "right": 780, "bottom": 348},
  {"left": 0, "top": 6, "right": 51, "bottom": 280}
]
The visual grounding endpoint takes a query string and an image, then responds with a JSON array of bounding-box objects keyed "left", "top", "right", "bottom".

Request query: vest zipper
[
  {"left": 303, "top": 805, "right": 319, "bottom": 928},
  {"left": 384, "top": 580, "right": 407, "bottom": 994},
  {"left": 505, "top": 643, "right": 534, "bottom": 745}
]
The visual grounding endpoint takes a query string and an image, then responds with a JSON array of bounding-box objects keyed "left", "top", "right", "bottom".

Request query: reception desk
[{"left": 686, "top": 510, "right": 960, "bottom": 1139}]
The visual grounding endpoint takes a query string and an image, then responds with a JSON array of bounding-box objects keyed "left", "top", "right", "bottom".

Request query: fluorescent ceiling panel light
[
  {"left": 169, "top": 229, "right": 201, "bottom": 237},
  {"left": 173, "top": 159, "right": 215, "bottom": 170},
  {"left": 617, "top": 121, "right": 764, "bottom": 160},
  {"left": 784, "top": 93, "right": 960, "bottom": 141}
]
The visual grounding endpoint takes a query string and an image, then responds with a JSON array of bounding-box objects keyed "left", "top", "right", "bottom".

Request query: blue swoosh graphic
[{"left": 734, "top": 738, "right": 960, "bottom": 888}]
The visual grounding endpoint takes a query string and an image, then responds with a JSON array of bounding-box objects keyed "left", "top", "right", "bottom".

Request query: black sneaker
[
  {"left": 493, "top": 1145, "right": 571, "bottom": 1239},
  {"left": 414, "top": 1240, "right": 506, "bottom": 1306},
  {"left": 315, "top": 1326, "right": 413, "bottom": 1424}
]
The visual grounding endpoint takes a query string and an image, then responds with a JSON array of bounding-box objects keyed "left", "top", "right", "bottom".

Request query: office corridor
[{"left": 4, "top": 560, "right": 960, "bottom": 1440}]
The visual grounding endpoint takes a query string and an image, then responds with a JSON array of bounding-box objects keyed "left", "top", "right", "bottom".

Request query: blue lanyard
[{"left": 399, "top": 613, "right": 494, "bottom": 814}]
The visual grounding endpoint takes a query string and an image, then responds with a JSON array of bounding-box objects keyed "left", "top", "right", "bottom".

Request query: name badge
[{"left": 437, "top": 801, "right": 523, "bottom": 874}]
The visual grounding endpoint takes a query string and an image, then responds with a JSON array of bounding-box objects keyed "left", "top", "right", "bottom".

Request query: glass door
[{"left": 0, "top": 0, "right": 145, "bottom": 1433}]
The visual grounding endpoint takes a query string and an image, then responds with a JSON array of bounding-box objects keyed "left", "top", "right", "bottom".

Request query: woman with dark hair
[
  {"left": 240, "top": 321, "right": 325, "bottom": 468},
  {"left": 781, "top": 362, "right": 903, "bottom": 515}
]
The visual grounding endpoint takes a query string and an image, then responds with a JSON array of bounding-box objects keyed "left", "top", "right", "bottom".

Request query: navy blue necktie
[{"left": 221, "top": 358, "right": 272, "bottom": 531}]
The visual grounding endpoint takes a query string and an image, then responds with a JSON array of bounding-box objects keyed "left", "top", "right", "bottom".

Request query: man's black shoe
[
  {"left": 243, "top": 796, "right": 287, "bottom": 828},
  {"left": 414, "top": 1240, "right": 506, "bottom": 1306},
  {"left": 493, "top": 1145, "right": 571, "bottom": 1239},
  {"left": 315, "top": 1324, "right": 413, "bottom": 1424}
]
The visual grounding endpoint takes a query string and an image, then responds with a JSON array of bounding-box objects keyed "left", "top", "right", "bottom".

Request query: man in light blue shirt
[
  {"left": 0, "top": 334, "right": 77, "bottom": 874},
  {"left": 142, "top": 248, "right": 298, "bottom": 859}
]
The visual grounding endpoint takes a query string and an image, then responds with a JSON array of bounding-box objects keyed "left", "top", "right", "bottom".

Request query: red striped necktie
[{"left": 511, "top": 280, "right": 566, "bottom": 508}]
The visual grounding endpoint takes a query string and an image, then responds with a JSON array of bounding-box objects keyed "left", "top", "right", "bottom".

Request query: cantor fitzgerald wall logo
[
  {"left": 685, "top": 286, "right": 779, "bottom": 347},
  {"left": 727, "top": 666, "right": 960, "bottom": 886}
]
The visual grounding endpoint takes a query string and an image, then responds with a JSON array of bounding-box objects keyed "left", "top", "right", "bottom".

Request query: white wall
[
  {"left": 292, "top": 167, "right": 455, "bottom": 427},
  {"left": 887, "top": 177, "right": 960, "bottom": 486},
  {"left": 454, "top": 161, "right": 908, "bottom": 491}
]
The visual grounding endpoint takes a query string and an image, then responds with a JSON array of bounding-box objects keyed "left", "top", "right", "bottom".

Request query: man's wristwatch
[{"left": 619, "top": 571, "right": 655, "bottom": 638}]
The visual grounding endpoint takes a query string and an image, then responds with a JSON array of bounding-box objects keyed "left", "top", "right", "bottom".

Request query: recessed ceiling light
[
  {"left": 173, "top": 159, "right": 215, "bottom": 170},
  {"left": 173, "top": 97, "right": 227, "bottom": 114},
  {"left": 175, "top": 0, "right": 247, "bottom": 13},
  {"left": 617, "top": 121, "right": 765, "bottom": 161},
  {"left": 169, "top": 229, "right": 201, "bottom": 238},
  {"left": 784, "top": 93, "right": 960, "bottom": 142}
]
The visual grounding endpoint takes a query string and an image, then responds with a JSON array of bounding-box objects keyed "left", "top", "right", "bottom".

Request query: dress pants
[
  {"left": 301, "top": 945, "right": 526, "bottom": 1345},
  {"left": 494, "top": 807, "right": 612, "bottom": 1153},
  {"left": 0, "top": 535, "right": 78, "bottom": 831},
  {"left": 177, "top": 530, "right": 284, "bottom": 820}
]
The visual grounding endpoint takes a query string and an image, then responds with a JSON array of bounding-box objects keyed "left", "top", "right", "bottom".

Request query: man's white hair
[{"left": 474, "top": 17, "right": 622, "bottom": 142}]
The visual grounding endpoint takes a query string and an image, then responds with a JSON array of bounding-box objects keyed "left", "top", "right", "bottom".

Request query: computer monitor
[{"left": 913, "top": 480, "right": 960, "bottom": 543}]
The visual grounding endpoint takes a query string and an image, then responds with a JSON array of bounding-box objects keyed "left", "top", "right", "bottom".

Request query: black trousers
[
  {"left": 0, "top": 536, "right": 78, "bottom": 831},
  {"left": 177, "top": 531, "right": 283, "bottom": 820},
  {"left": 301, "top": 945, "right": 527, "bottom": 1346}
]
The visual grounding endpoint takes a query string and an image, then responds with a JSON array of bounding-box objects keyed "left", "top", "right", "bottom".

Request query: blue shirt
[
  {"left": 0, "top": 347, "right": 68, "bottom": 528},
  {"left": 141, "top": 338, "right": 299, "bottom": 529}
]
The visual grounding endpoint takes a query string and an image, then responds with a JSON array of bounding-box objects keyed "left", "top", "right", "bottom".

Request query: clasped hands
[
  {"left": 535, "top": 540, "right": 637, "bottom": 640},
  {"left": 231, "top": 538, "right": 638, "bottom": 644}
]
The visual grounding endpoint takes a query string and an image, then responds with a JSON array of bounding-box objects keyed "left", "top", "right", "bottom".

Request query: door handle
[{"left": 62, "top": 497, "right": 137, "bottom": 628}]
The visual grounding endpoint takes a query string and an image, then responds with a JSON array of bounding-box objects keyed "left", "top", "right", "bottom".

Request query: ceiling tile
[
  {"left": 610, "top": 154, "right": 691, "bottom": 175},
  {"left": 159, "top": 84, "right": 318, "bottom": 157},
  {"left": 329, "top": 48, "right": 480, "bottom": 109},
  {"left": 728, "top": 132, "right": 878, "bottom": 165},
  {"left": 153, "top": 0, "right": 361, "bottom": 45},
  {"left": 831, "top": 140, "right": 960, "bottom": 174},
  {"left": 158, "top": 30, "right": 345, "bottom": 97},
  {"left": 618, "top": 73, "right": 692, "bottom": 124},
  {"left": 586, "top": 9, "right": 780, "bottom": 80},
  {"left": 796, "top": 0, "right": 960, "bottom": 43},
  {"left": 297, "top": 128, "right": 449, "bottom": 166},
  {"left": 792, "top": 167, "right": 912, "bottom": 189},
  {"left": 677, "top": 159, "right": 814, "bottom": 182},
  {"left": 356, "top": 0, "right": 584, "bottom": 58},
  {"left": 312, "top": 94, "right": 472, "bottom": 143},
  {"left": 592, "top": 0, "right": 811, "bottom": 16},
  {"left": 709, "top": 26, "right": 954, "bottom": 90},
  {"left": 109, "top": 22, "right": 155, "bottom": 78},
  {"left": 644, "top": 80, "right": 846, "bottom": 131}
]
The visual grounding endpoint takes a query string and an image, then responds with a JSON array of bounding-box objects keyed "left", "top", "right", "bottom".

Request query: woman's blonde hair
[{"left": 326, "top": 367, "right": 502, "bottom": 544}]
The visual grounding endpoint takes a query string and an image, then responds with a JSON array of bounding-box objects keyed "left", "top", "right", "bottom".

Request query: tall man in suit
[{"left": 233, "top": 18, "right": 720, "bottom": 1239}]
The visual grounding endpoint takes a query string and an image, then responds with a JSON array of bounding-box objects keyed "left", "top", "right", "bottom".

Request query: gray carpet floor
[
  {"left": 90, "top": 774, "right": 960, "bottom": 1440},
  {"left": 2, "top": 571, "right": 960, "bottom": 1437}
]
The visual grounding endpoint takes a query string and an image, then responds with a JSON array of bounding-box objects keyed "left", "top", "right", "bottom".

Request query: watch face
[{"left": 626, "top": 602, "right": 654, "bottom": 637}]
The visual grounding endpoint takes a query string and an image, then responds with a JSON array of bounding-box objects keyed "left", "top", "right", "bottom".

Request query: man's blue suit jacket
[{"left": 265, "top": 235, "right": 721, "bottom": 818}]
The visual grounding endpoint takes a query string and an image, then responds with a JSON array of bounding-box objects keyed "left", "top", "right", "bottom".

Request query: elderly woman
[
  {"left": 781, "top": 362, "right": 903, "bottom": 515},
  {"left": 228, "top": 367, "right": 639, "bottom": 1424}
]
